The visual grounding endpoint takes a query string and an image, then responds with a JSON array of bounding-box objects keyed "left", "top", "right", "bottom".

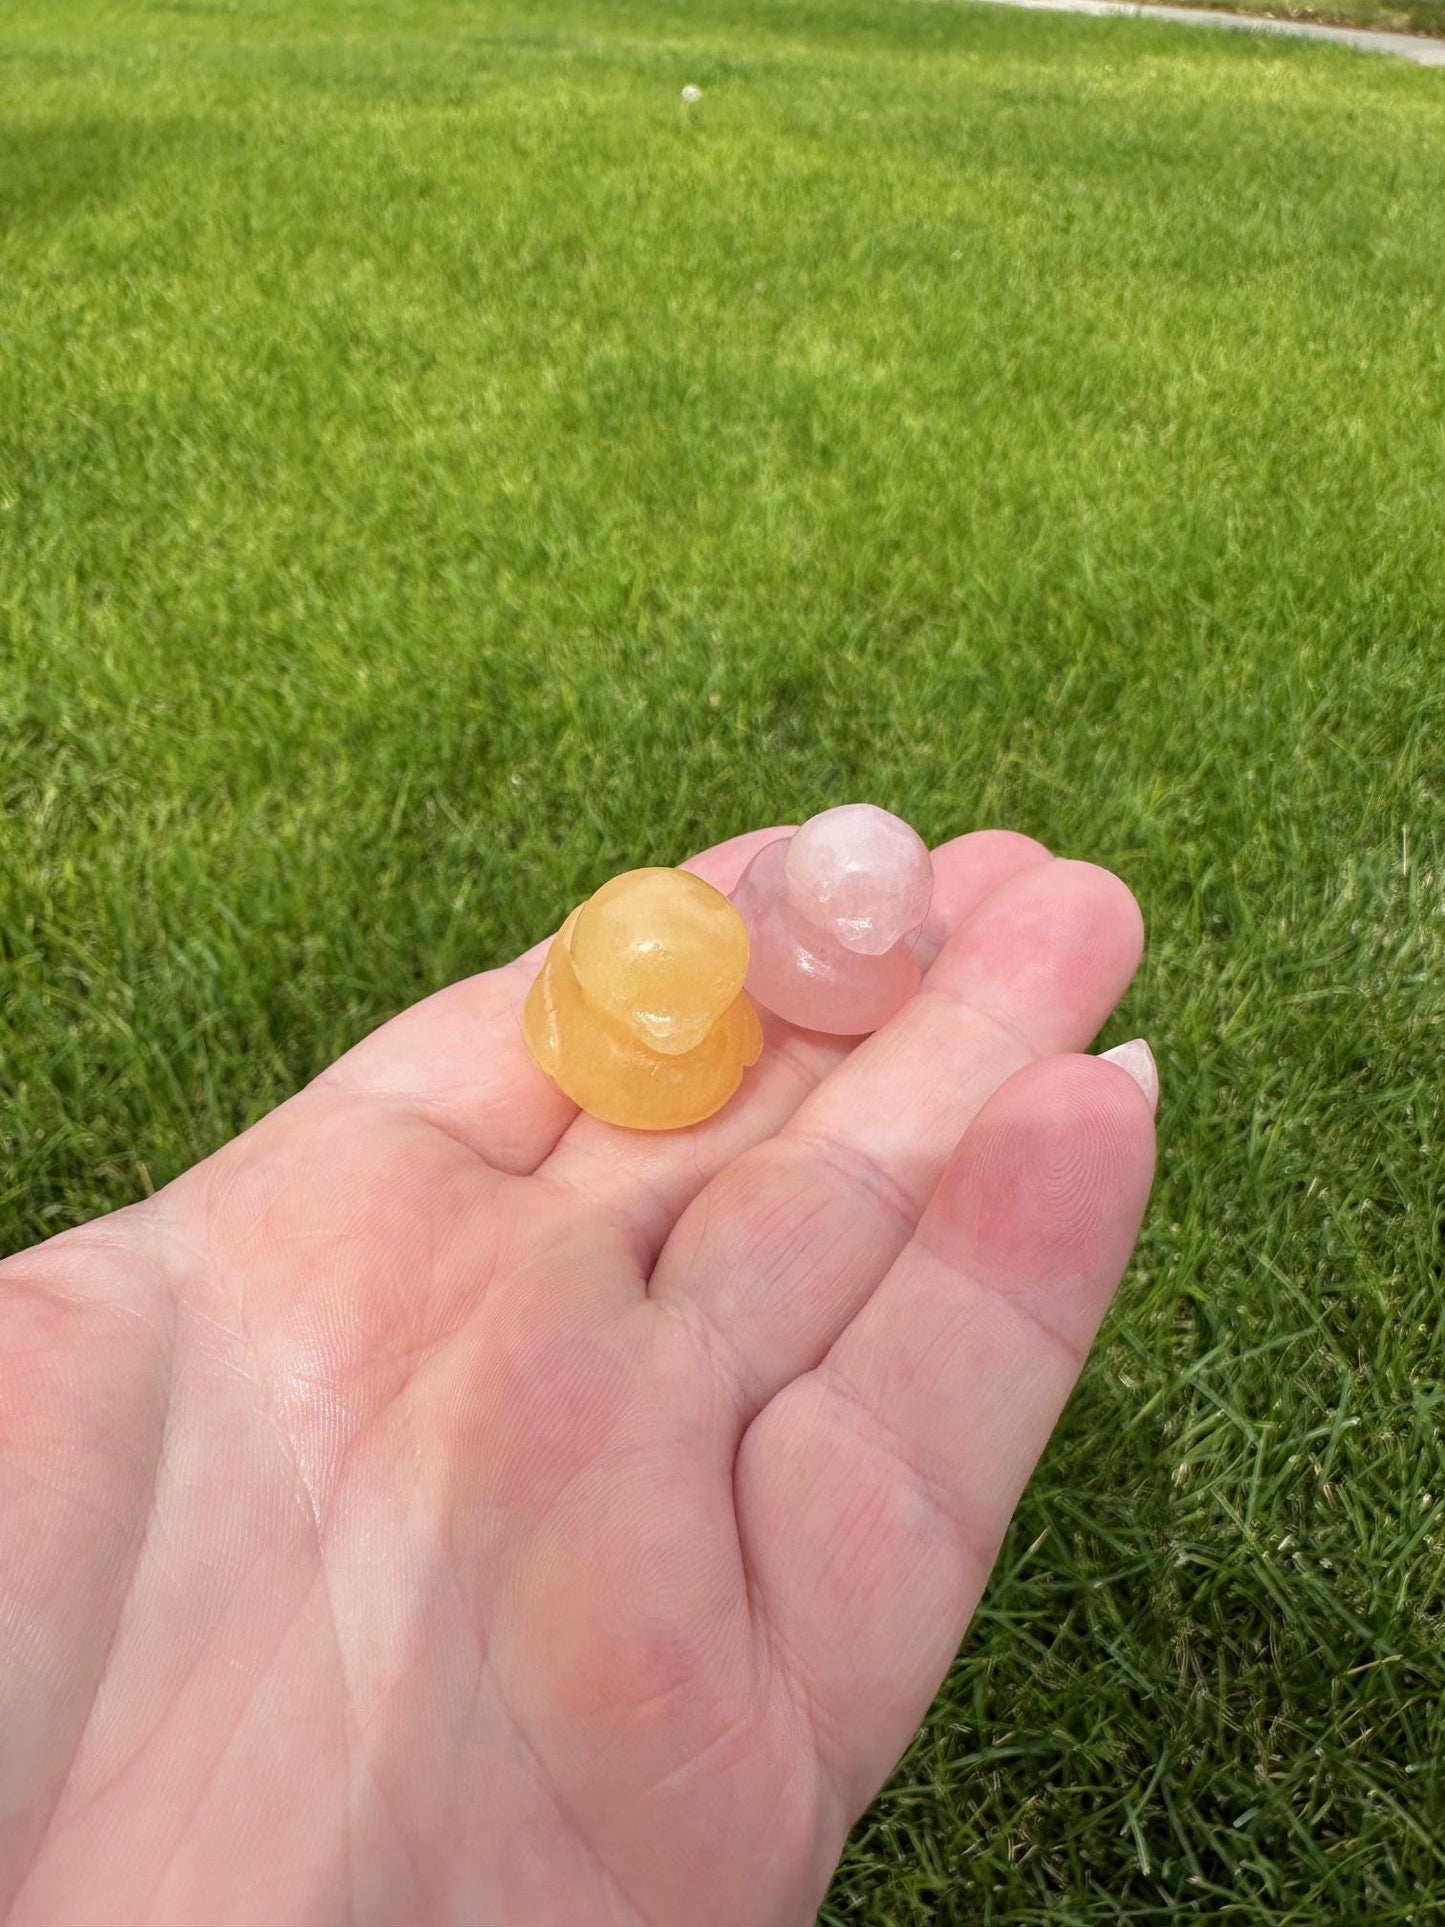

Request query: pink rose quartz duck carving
[{"left": 730, "top": 804, "right": 934, "bottom": 1034}]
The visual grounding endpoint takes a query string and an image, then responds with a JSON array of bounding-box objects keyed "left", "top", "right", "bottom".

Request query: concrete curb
[{"left": 952, "top": 0, "right": 1445, "bottom": 65}]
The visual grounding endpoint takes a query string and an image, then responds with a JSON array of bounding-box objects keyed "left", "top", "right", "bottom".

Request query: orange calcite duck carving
[{"left": 523, "top": 868, "right": 763, "bottom": 1129}]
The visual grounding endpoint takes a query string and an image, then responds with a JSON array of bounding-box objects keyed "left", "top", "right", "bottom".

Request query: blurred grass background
[{"left": 2, "top": 1, "right": 1442, "bottom": 1918}]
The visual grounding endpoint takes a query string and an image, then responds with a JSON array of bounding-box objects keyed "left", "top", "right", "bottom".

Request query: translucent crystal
[
  {"left": 732, "top": 806, "right": 933, "bottom": 1034},
  {"left": 524, "top": 869, "right": 762, "bottom": 1129},
  {"left": 784, "top": 804, "right": 933, "bottom": 956}
]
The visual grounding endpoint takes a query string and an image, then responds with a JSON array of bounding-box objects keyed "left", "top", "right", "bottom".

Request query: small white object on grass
[
  {"left": 1099, "top": 1038, "right": 1159, "bottom": 1115},
  {"left": 681, "top": 84, "right": 702, "bottom": 103}
]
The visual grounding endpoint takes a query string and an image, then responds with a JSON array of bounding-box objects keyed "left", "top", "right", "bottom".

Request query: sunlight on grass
[{"left": 2, "top": 2, "right": 1442, "bottom": 1918}]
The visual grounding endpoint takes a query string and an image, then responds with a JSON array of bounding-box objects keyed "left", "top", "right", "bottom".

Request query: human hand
[{"left": 1, "top": 827, "right": 1154, "bottom": 1927}]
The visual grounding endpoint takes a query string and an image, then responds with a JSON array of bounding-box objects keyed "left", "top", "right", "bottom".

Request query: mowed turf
[{"left": 2, "top": 1, "right": 1443, "bottom": 1918}]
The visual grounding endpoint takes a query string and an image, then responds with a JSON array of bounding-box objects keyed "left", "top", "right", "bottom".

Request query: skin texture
[{"left": 0, "top": 826, "right": 1154, "bottom": 1927}]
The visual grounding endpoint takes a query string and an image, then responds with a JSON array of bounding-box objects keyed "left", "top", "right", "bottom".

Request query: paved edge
[{"left": 952, "top": 0, "right": 1445, "bottom": 64}]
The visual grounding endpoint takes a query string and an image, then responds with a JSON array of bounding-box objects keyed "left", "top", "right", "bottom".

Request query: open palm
[{"left": 2, "top": 826, "right": 1155, "bottom": 1927}]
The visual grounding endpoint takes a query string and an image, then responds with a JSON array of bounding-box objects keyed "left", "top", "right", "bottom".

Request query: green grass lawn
[{"left": 3, "top": 0, "right": 1443, "bottom": 1917}]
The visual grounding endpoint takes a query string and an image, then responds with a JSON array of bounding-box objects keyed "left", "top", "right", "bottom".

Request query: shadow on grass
[{"left": 0, "top": 114, "right": 188, "bottom": 236}]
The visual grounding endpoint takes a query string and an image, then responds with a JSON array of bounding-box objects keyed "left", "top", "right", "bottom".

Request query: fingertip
[
  {"left": 1053, "top": 858, "right": 1145, "bottom": 978},
  {"left": 979, "top": 1049, "right": 1155, "bottom": 1171},
  {"left": 931, "top": 827, "right": 1052, "bottom": 870},
  {"left": 987, "top": 1049, "right": 1157, "bottom": 1206},
  {"left": 919, "top": 829, "right": 1053, "bottom": 953},
  {"left": 924, "top": 1053, "right": 1156, "bottom": 1342},
  {"left": 927, "top": 856, "right": 1144, "bottom": 1050}
]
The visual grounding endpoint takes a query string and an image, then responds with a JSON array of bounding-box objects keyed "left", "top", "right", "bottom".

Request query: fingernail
[{"left": 1100, "top": 1038, "right": 1159, "bottom": 1115}]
